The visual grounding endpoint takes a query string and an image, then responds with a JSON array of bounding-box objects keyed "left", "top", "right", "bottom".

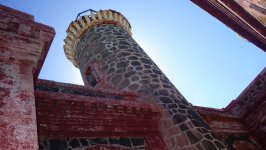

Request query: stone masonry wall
[
  {"left": 194, "top": 106, "right": 264, "bottom": 150},
  {"left": 39, "top": 137, "right": 145, "bottom": 150},
  {"left": 35, "top": 79, "right": 165, "bottom": 150},
  {"left": 75, "top": 24, "right": 226, "bottom": 150},
  {"left": 225, "top": 68, "right": 266, "bottom": 117},
  {"left": 224, "top": 68, "right": 266, "bottom": 148}
]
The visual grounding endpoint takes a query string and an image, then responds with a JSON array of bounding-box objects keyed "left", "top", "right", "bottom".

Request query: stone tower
[{"left": 64, "top": 9, "right": 226, "bottom": 150}]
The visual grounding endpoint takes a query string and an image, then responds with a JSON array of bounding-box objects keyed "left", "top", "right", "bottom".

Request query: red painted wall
[{"left": 0, "top": 4, "right": 54, "bottom": 149}]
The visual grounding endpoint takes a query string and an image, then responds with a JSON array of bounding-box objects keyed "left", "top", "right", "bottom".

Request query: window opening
[{"left": 86, "top": 67, "right": 97, "bottom": 87}]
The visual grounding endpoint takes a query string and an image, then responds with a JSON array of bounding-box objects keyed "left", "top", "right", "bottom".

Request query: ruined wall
[
  {"left": 193, "top": 68, "right": 266, "bottom": 149},
  {"left": 234, "top": 0, "right": 266, "bottom": 26},
  {"left": 224, "top": 68, "right": 266, "bottom": 148},
  {"left": 35, "top": 79, "right": 165, "bottom": 150},
  {"left": 39, "top": 137, "right": 145, "bottom": 150},
  {"left": 225, "top": 68, "right": 266, "bottom": 117},
  {"left": 0, "top": 5, "right": 54, "bottom": 149},
  {"left": 191, "top": 0, "right": 266, "bottom": 52},
  {"left": 1, "top": 4, "right": 265, "bottom": 150},
  {"left": 71, "top": 15, "right": 226, "bottom": 149},
  {"left": 194, "top": 106, "right": 264, "bottom": 150}
]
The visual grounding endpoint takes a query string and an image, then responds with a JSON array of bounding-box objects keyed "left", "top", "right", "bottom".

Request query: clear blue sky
[{"left": 2, "top": 0, "right": 265, "bottom": 108}]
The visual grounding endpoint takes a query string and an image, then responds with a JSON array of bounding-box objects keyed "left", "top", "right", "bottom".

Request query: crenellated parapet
[{"left": 64, "top": 9, "right": 132, "bottom": 67}]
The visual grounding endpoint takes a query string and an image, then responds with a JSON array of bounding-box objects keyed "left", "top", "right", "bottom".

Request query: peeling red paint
[
  {"left": 0, "top": 87, "right": 9, "bottom": 110},
  {"left": 18, "top": 90, "right": 31, "bottom": 101},
  {"left": 36, "top": 90, "right": 162, "bottom": 138},
  {"left": 0, "top": 87, "right": 10, "bottom": 98},
  {"left": 0, "top": 4, "right": 54, "bottom": 150},
  {"left": 0, "top": 100, "right": 6, "bottom": 108},
  {"left": 0, "top": 70, "right": 6, "bottom": 80}
]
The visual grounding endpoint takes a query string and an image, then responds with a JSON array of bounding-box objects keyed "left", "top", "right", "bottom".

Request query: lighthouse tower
[{"left": 64, "top": 9, "right": 226, "bottom": 150}]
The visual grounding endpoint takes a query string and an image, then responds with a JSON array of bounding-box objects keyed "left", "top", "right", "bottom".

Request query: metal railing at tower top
[
  {"left": 74, "top": 9, "right": 131, "bottom": 28},
  {"left": 75, "top": 9, "right": 97, "bottom": 20}
]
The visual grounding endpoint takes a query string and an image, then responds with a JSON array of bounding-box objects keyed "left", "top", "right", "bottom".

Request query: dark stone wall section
[
  {"left": 35, "top": 81, "right": 127, "bottom": 101},
  {"left": 224, "top": 134, "right": 264, "bottom": 150},
  {"left": 39, "top": 137, "right": 145, "bottom": 150}
]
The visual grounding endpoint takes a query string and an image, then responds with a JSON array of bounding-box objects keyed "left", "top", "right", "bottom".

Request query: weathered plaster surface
[
  {"left": 0, "top": 4, "right": 54, "bottom": 149},
  {"left": 0, "top": 60, "right": 38, "bottom": 149}
]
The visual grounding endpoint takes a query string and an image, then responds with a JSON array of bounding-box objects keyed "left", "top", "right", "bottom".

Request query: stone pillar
[
  {"left": 64, "top": 10, "right": 226, "bottom": 150},
  {"left": 0, "top": 5, "right": 55, "bottom": 149}
]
